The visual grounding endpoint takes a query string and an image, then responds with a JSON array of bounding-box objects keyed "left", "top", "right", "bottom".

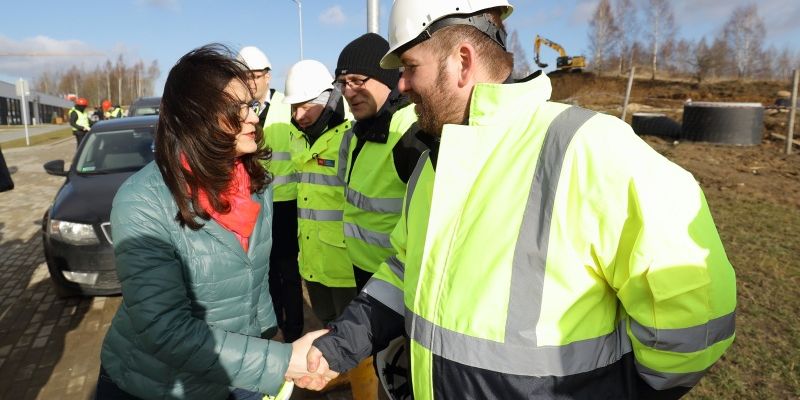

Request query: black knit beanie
[{"left": 336, "top": 33, "right": 399, "bottom": 89}]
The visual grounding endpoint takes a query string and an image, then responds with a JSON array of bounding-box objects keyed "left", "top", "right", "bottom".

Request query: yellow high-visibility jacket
[
  {"left": 295, "top": 118, "right": 356, "bottom": 287},
  {"left": 316, "top": 73, "right": 736, "bottom": 399}
]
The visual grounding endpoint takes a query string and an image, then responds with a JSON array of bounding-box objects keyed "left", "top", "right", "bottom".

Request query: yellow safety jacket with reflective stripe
[
  {"left": 296, "top": 119, "right": 356, "bottom": 287},
  {"left": 69, "top": 107, "right": 90, "bottom": 132},
  {"left": 369, "top": 74, "right": 736, "bottom": 399},
  {"left": 260, "top": 91, "right": 304, "bottom": 202},
  {"left": 109, "top": 107, "right": 123, "bottom": 118},
  {"left": 342, "top": 104, "right": 417, "bottom": 273}
]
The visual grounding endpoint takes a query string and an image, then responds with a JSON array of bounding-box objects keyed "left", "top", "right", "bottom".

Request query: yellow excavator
[{"left": 533, "top": 35, "right": 586, "bottom": 72}]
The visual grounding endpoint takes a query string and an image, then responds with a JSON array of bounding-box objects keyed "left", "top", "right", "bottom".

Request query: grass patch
[
  {"left": 687, "top": 192, "right": 800, "bottom": 399},
  {"left": 1, "top": 127, "right": 73, "bottom": 149}
]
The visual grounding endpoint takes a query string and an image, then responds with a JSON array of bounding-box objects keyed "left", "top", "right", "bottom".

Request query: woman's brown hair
[{"left": 155, "top": 43, "right": 272, "bottom": 229}]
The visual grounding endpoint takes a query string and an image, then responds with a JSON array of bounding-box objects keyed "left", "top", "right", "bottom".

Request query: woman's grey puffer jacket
[{"left": 100, "top": 162, "right": 291, "bottom": 399}]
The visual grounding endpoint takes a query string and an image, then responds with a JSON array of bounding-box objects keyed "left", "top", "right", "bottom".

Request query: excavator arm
[
  {"left": 534, "top": 35, "right": 568, "bottom": 68},
  {"left": 533, "top": 35, "right": 586, "bottom": 72}
]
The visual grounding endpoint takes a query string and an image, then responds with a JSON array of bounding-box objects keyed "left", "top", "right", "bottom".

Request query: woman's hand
[{"left": 285, "top": 329, "right": 338, "bottom": 390}]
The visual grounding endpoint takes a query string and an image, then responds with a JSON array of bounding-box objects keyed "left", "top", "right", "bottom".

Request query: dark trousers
[
  {"left": 73, "top": 130, "right": 87, "bottom": 146},
  {"left": 95, "top": 366, "right": 142, "bottom": 399},
  {"left": 0, "top": 145, "right": 13, "bottom": 192},
  {"left": 353, "top": 265, "right": 374, "bottom": 293},
  {"left": 268, "top": 255, "right": 304, "bottom": 342},
  {"left": 305, "top": 281, "right": 358, "bottom": 325},
  {"left": 95, "top": 365, "right": 265, "bottom": 400},
  {"left": 268, "top": 200, "right": 303, "bottom": 342}
]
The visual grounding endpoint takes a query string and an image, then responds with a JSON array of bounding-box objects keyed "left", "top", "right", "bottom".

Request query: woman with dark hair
[{"left": 95, "top": 44, "right": 328, "bottom": 400}]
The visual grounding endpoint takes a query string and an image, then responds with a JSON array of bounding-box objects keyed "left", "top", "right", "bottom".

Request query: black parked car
[
  {"left": 127, "top": 96, "right": 161, "bottom": 117},
  {"left": 42, "top": 116, "right": 157, "bottom": 297}
]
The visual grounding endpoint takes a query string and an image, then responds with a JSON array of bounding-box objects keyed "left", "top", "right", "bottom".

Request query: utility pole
[
  {"left": 290, "top": 0, "right": 304, "bottom": 60},
  {"left": 787, "top": 69, "right": 799, "bottom": 155},
  {"left": 367, "top": 0, "right": 379, "bottom": 33}
]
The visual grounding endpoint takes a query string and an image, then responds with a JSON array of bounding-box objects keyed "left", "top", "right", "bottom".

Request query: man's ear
[{"left": 455, "top": 42, "right": 478, "bottom": 89}]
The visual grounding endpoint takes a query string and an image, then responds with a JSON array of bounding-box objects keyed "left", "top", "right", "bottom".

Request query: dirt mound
[{"left": 546, "top": 73, "right": 800, "bottom": 209}]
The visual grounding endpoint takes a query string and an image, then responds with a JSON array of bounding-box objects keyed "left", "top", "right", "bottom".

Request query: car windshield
[
  {"left": 75, "top": 128, "right": 155, "bottom": 174},
  {"left": 132, "top": 105, "right": 159, "bottom": 116}
]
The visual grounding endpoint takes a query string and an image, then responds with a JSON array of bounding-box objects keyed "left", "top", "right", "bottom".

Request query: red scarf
[{"left": 184, "top": 158, "right": 261, "bottom": 251}]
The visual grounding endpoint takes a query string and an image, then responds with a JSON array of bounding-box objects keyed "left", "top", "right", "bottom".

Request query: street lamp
[{"left": 290, "top": 0, "right": 304, "bottom": 60}]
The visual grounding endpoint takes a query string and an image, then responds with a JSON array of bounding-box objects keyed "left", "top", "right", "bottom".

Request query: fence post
[
  {"left": 787, "top": 69, "right": 799, "bottom": 155},
  {"left": 622, "top": 67, "right": 635, "bottom": 122}
]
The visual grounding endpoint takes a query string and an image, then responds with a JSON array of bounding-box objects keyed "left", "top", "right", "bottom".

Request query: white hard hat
[
  {"left": 237, "top": 46, "right": 272, "bottom": 70},
  {"left": 381, "top": 0, "right": 514, "bottom": 68},
  {"left": 283, "top": 59, "right": 335, "bottom": 105},
  {"left": 376, "top": 337, "right": 411, "bottom": 400}
]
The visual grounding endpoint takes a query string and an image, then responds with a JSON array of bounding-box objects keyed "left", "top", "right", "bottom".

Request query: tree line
[
  {"left": 33, "top": 55, "right": 160, "bottom": 107},
  {"left": 510, "top": 0, "right": 800, "bottom": 83}
]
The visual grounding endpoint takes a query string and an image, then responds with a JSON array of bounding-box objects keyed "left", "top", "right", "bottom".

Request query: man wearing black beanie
[
  {"left": 336, "top": 32, "right": 426, "bottom": 289},
  {"left": 333, "top": 32, "right": 425, "bottom": 400}
]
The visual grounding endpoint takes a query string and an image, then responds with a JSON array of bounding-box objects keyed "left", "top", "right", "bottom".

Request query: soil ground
[{"left": 549, "top": 73, "right": 800, "bottom": 399}]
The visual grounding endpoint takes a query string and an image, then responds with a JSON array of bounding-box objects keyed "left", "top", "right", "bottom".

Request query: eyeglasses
[
  {"left": 238, "top": 100, "right": 260, "bottom": 121},
  {"left": 249, "top": 69, "right": 270, "bottom": 79},
  {"left": 335, "top": 76, "right": 371, "bottom": 89}
]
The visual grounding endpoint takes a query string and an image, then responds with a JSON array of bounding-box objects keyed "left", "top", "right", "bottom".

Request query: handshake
[{"left": 284, "top": 329, "right": 339, "bottom": 390}]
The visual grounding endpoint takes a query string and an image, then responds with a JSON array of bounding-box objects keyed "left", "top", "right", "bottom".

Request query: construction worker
[
  {"left": 108, "top": 104, "right": 124, "bottom": 119},
  {"left": 69, "top": 97, "right": 91, "bottom": 146},
  {"left": 300, "top": 0, "right": 737, "bottom": 398},
  {"left": 283, "top": 59, "right": 357, "bottom": 325},
  {"left": 101, "top": 99, "right": 112, "bottom": 119},
  {"left": 336, "top": 32, "right": 424, "bottom": 292},
  {"left": 238, "top": 46, "right": 305, "bottom": 343},
  {"left": 334, "top": 33, "right": 425, "bottom": 400},
  {"left": 283, "top": 59, "right": 367, "bottom": 397}
]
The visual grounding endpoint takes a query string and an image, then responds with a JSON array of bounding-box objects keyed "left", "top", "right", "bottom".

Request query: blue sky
[{"left": 2, "top": 0, "right": 799, "bottom": 96}]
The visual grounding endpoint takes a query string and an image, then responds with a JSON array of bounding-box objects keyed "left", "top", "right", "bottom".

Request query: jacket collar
[{"left": 468, "top": 70, "right": 549, "bottom": 127}]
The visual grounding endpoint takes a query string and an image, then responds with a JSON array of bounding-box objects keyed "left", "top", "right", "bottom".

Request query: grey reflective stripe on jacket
[
  {"left": 272, "top": 174, "right": 299, "bottom": 185},
  {"left": 338, "top": 129, "right": 355, "bottom": 182},
  {"left": 406, "top": 107, "right": 638, "bottom": 378},
  {"left": 346, "top": 188, "right": 403, "bottom": 213},
  {"left": 297, "top": 208, "right": 343, "bottom": 221},
  {"left": 404, "top": 151, "right": 429, "bottom": 228},
  {"left": 363, "top": 255, "right": 405, "bottom": 315},
  {"left": 363, "top": 278, "right": 404, "bottom": 316},
  {"left": 630, "top": 312, "right": 736, "bottom": 353},
  {"left": 299, "top": 172, "right": 341, "bottom": 186},
  {"left": 272, "top": 151, "right": 292, "bottom": 161},
  {"left": 344, "top": 223, "right": 392, "bottom": 248}
]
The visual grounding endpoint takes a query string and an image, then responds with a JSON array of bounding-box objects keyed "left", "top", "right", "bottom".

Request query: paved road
[
  {"left": 0, "top": 124, "right": 69, "bottom": 144},
  {"left": 0, "top": 139, "right": 352, "bottom": 399}
]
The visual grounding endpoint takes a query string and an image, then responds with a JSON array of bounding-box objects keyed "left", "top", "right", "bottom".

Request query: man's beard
[{"left": 412, "top": 66, "right": 461, "bottom": 136}]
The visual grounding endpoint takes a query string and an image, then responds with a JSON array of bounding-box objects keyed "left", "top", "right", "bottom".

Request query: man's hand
[
  {"left": 296, "top": 345, "right": 339, "bottom": 390},
  {"left": 285, "top": 330, "right": 337, "bottom": 390}
]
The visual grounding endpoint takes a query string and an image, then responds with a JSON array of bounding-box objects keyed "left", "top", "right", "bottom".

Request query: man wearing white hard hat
[
  {"left": 299, "top": 0, "right": 737, "bottom": 399},
  {"left": 237, "top": 46, "right": 306, "bottom": 343},
  {"left": 282, "top": 60, "right": 358, "bottom": 330}
]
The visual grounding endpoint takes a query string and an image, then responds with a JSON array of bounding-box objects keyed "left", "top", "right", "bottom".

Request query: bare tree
[
  {"left": 671, "top": 38, "right": 694, "bottom": 77},
  {"left": 775, "top": 47, "right": 795, "bottom": 82},
  {"left": 614, "top": 0, "right": 638, "bottom": 74},
  {"left": 32, "top": 56, "right": 160, "bottom": 104},
  {"left": 147, "top": 60, "right": 160, "bottom": 97},
  {"left": 723, "top": 4, "right": 766, "bottom": 79},
  {"left": 588, "top": 0, "right": 619, "bottom": 74},
  {"left": 33, "top": 71, "right": 60, "bottom": 95},
  {"left": 688, "top": 37, "right": 718, "bottom": 83},
  {"left": 644, "top": 0, "right": 676, "bottom": 80},
  {"left": 509, "top": 29, "right": 533, "bottom": 79},
  {"left": 709, "top": 37, "right": 731, "bottom": 79}
]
